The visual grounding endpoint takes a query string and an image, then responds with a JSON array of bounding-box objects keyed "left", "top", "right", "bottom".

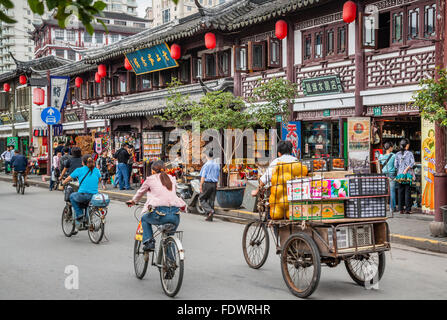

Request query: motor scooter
[{"left": 176, "top": 174, "right": 205, "bottom": 214}]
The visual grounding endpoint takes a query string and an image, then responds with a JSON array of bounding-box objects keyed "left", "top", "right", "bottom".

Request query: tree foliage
[
  {"left": 0, "top": 0, "right": 107, "bottom": 35},
  {"left": 247, "top": 77, "right": 297, "bottom": 128},
  {"left": 413, "top": 68, "right": 447, "bottom": 127}
]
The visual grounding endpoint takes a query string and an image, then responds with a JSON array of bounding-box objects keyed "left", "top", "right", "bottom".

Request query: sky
[{"left": 136, "top": 0, "right": 152, "bottom": 17}]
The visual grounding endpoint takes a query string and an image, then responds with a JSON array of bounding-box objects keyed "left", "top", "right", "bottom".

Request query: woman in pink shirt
[{"left": 127, "top": 160, "right": 186, "bottom": 251}]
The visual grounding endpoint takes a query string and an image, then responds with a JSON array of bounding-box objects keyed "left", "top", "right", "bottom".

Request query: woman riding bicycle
[
  {"left": 127, "top": 160, "right": 186, "bottom": 252},
  {"left": 63, "top": 154, "right": 101, "bottom": 228}
]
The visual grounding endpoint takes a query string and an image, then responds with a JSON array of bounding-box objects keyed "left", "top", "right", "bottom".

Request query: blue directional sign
[{"left": 41, "top": 107, "right": 61, "bottom": 125}]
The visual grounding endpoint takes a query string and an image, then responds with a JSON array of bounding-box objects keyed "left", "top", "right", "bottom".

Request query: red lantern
[
  {"left": 75, "top": 77, "right": 83, "bottom": 88},
  {"left": 343, "top": 1, "right": 357, "bottom": 23},
  {"left": 124, "top": 58, "right": 132, "bottom": 70},
  {"left": 170, "top": 44, "right": 181, "bottom": 60},
  {"left": 33, "top": 88, "right": 45, "bottom": 106},
  {"left": 204, "top": 32, "right": 216, "bottom": 50},
  {"left": 98, "top": 64, "right": 106, "bottom": 78},
  {"left": 3, "top": 83, "right": 10, "bottom": 92},
  {"left": 95, "top": 72, "right": 101, "bottom": 83},
  {"left": 275, "top": 20, "right": 288, "bottom": 40},
  {"left": 19, "top": 75, "right": 27, "bottom": 85}
]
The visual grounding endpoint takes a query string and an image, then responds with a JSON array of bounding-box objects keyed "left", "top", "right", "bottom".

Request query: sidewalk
[{"left": 1, "top": 172, "right": 446, "bottom": 253}]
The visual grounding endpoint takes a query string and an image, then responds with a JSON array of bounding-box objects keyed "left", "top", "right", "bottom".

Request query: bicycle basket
[{"left": 90, "top": 193, "right": 110, "bottom": 207}]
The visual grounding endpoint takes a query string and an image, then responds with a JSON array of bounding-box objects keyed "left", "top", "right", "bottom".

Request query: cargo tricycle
[{"left": 242, "top": 162, "right": 391, "bottom": 298}]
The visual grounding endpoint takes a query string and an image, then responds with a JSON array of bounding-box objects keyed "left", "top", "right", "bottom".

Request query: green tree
[
  {"left": 0, "top": 0, "right": 108, "bottom": 35},
  {"left": 247, "top": 77, "right": 297, "bottom": 128},
  {"left": 413, "top": 68, "right": 447, "bottom": 127}
]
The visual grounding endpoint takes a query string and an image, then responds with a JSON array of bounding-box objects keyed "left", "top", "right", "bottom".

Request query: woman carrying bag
[{"left": 394, "top": 139, "right": 415, "bottom": 214}]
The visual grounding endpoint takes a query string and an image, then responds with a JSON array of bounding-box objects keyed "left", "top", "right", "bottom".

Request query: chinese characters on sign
[
  {"left": 50, "top": 76, "right": 70, "bottom": 111},
  {"left": 282, "top": 121, "right": 302, "bottom": 159},
  {"left": 302, "top": 75, "right": 343, "bottom": 96},
  {"left": 124, "top": 43, "right": 179, "bottom": 75}
]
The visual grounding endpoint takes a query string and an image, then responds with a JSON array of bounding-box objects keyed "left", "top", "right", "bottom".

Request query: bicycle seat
[{"left": 160, "top": 223, "right": 176, "bottom": 233}]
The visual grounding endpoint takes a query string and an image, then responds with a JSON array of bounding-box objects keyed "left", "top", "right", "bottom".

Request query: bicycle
[
  {"left": 15, "top": 171, "right": 26, "bottom": 195},
  {"left": 130, "top": 203, "right": 185, "bottom": 297},
  {"left": 61, "top": 184, "right": 108, "bottom": 244}
]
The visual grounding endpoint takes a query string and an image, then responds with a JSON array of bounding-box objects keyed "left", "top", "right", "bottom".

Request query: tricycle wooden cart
[{"left": 242, "top": 170, "right": 391, "bottom": 298}]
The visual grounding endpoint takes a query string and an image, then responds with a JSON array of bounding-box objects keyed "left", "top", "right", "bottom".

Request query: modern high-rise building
[
  {"left": 103, "top": 0, "right": 139, "bottom": 16},
  {"left": 0, "top": 0, "right": 41, "bottom": 72},
  {"left": 151, "top": 0, "right": 228, "bottom": 27}
]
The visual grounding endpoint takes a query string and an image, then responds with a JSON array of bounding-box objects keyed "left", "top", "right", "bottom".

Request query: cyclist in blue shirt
[
  {"left": 63, "top": 154, "right": 101, "bottom": 227},
  {"left": 11, "top": 150, "right": 30, "bottom": 187}
]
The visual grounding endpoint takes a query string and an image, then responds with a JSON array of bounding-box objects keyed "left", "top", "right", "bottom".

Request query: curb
[{"left": 1, "top": 175, "right": 446, "bottom": 253}]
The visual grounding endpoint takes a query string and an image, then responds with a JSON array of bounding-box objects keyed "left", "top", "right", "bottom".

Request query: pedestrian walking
[
  {"left": 127, "top": 144, "right": 134, "bottom": 186},
  {"left": 114, "top": 143, "right": 133, "bottom": 190},
  {"left": 53, "top": 141, "right": 64, "bottom": 156},
  {"left": 379, "top": 142, "right": 397, "bottom": 213},
  {"left": 199, "top": 150, "right": 220, "bottom": 222},
  {"left": 1, "top": 145, "right": 14, "bottom": 174},
  {"left": 49, "top": 151, "right": 62, "bottom": 191},
  {"left": 394, "top": 138, "right": 415, "bottom": 214},
  {"left": 96, "top": 149, "right": 111, "bottom": 190}
]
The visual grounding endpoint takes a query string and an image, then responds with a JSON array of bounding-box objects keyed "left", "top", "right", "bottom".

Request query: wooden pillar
[
  {"left": 286, "top": 18, "right": 295, "bottom": 122},
  {"left": 354, "top": 1, "right": 365, "bottom": 117}
]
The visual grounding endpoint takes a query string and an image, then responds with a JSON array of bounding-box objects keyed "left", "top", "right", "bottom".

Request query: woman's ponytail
[
  {"left": 151, "top": 160, "right": 172, "bottom": 191},
  {"left": 82, "top": 154, "right": 95, "bottom": 174}
]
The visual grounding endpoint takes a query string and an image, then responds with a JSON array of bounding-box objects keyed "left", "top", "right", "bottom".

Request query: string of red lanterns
[{"left": 343, "top": 1, "right": 357, "bottom": 23}]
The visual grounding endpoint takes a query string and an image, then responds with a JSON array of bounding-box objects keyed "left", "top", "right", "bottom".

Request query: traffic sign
[{"left": 41, "top": 107, "right": 61, "bottom": 125}]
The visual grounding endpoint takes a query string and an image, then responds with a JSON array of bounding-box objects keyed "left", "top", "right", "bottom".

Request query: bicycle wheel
[
  {"left": 20, "top": 176, "right": 25, "bottom": 194},
  {"left": 61, "top": 205, "right": 75, "bottom": 237},
  {"left": 242, "top": 221, "right": 269, "bottom": 269},
  {"left": 134, "top": 239, "right": 149, "bottom": 279},
  {"left": 344, "top": 252, "right": 386, "bottom": 287},
  {"left": 159, "top": 237, "right": 184, "bottom": 297},
  {"left": 16, "top": 175, "right": 21, "bottom": 194},
  {"left": 280, "top": 232, "right": 321, "bottom": 299},
  {"left": 87, "top": 208, "right": 105, "bottom": 244}
]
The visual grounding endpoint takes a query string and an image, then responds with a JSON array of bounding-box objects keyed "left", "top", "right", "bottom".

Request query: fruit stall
[{"left": 242, "top": 161, "right": 391, "bottom": 299}]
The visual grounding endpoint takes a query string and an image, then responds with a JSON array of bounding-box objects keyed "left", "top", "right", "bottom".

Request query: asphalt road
[{"left": 1, "top": 181, "right": 447, "bottom": 300}]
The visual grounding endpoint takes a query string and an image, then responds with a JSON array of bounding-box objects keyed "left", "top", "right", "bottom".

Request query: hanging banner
[
  {"left": 95, "top": 138, "right": 103, "bottom": 154},
  {"left": 282, "top": 121, "right": 301, "bottom": 159},
  {"left": 348, "top": 117, "right": 371, "bottom": 173},
  {"left": 50, "top": 76, "right": 70, "bottom": 112},
  {"left": 421, "top": 118, "right": 435, "bottom": 214},
  {"left": 124, "top": 43, "right": 179, "bottom": 75}
]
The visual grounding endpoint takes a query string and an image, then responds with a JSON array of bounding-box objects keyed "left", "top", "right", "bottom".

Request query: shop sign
[
  {"left": 302, "top": 75, "right": 343, "bottom": 96},
  {"left": 323, "top": 109, "right": 331, "bottom": 117},
  {"left": 421, "top": 118, "right": 435, "bottom": 214},
  {"left": 0, "top": 114, "right": 11, "bottom": 124},
  {"left": 124, "top": 43, "right": 179, "bottom": 75},
  {"left": 7, "top": 137, "right": 18, "bottom": 149},
  {"left": 373, "top": 107, "right": 382, "bottom": 116},
  {"left": 50, "top": 76, "right": 70, "bottom": 111},
  {"left": 347, "top": 117, "right": 371, "bottom": 174},
  {"left": 65, "top": 113, "right": 79, "bottom": 122},
  {"left": 275, "top": 115, "right": 282, "bottom": 122},
  {"left": 281, "top": 121, "right": 301, "bottom": 158}
]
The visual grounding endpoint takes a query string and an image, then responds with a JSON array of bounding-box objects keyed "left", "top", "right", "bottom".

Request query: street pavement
[{"left": 1, "top": 181, "right": 447, "bottom": 300}]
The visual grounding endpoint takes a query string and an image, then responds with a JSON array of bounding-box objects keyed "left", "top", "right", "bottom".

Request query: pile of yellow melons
[{"left": 269, "top": 161, "right": 308, "bottom": 220}]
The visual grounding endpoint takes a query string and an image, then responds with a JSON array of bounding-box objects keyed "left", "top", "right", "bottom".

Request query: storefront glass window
[{"left": 302, "top": 121, "right": 339, "bottom": 159}]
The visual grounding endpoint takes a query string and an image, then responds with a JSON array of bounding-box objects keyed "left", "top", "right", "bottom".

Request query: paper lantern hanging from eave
[
  {"left": 343, "top": 1, "right": 357, "bottom": 23},
  {"left": 75, "top": 77, "right": 83, "bottom": 88},
  {"left": 19, "top": 75, "right": 27, "bottom": 85},
  {"left": 3, "top": 83, "right": 10, "bottom": 92},
  {"left": 33, "top": 88, "right": 45, "bottom": 106},
  {"left": 170, "top": 44, "right": 181, "bottom": 60},
  {"left": 95, "top": 72, "right": 101, "bottom": 83},
  {"left": 98, "top": 64, "right": 106, "bottom": 77},
  {"left": 124, "top": 58, "right": 132, "bottom": 70},
  {"left": 275, "top": 20, "right": 288, "bottom": 40},
  {"left": 204, "top": 32, "right": 216, "bottom": 50}
]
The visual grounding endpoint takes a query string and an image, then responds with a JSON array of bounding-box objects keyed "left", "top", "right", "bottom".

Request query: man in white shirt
[
  {"left": 251, "top": 140, "right": 298, "bottom": 197},
  {"left": 1, "top": 145, "right": 14, "bottom": 174}
]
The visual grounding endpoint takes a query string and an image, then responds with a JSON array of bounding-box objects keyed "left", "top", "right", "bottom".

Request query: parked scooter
[{"left": 176, "top": 173, "right": 205, "bottom": 214}]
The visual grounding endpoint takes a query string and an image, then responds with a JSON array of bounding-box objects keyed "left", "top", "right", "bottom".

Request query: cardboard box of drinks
[{"left": 289, "top": 201, "right": 345, "bottom": 221}]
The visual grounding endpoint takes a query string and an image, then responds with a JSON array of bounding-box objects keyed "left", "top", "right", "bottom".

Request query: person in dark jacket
[
  {"left": 114, "top": 143, "right": 133, "bottom": 190},
  {"left": 11, "top": 150, "right": 30, "bottom": 187},
  {"left": 59, "top": 147, "right": 83, "bottom": 181}
]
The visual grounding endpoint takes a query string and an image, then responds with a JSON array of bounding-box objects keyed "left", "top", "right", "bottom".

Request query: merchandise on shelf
[{"left": 143, "top": 131, "right": 163, "bottom": 162}]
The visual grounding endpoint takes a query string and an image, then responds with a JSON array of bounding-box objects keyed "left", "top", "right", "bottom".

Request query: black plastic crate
[
  {"left": 346, "top": 174, "right": 388, "bottom": 197},
  {"left": 344, "top": 197, "right": 387, "bottom": 218}
]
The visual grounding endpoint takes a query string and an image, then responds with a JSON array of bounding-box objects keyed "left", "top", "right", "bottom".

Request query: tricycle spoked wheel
[
  {"left": 134, "top": 240, "right": 149, "bottom": 279},
  {"left": 87, "top": 208, "right": 104, "bottom": 244},
  {"left": 242, "top": 221, "right": 269, "bottom": 269},
  {"left": 61, "top": 205, "right": 75, "bottom": 237},
  {"left": 159, "top": 237, "right": 184, "bottom": 297},
  {"left": 344, "top": 252, "right": 386, "bottom": 286},
  {"left": 280, "top": 232, "right": 321, "bottom": 299}
]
